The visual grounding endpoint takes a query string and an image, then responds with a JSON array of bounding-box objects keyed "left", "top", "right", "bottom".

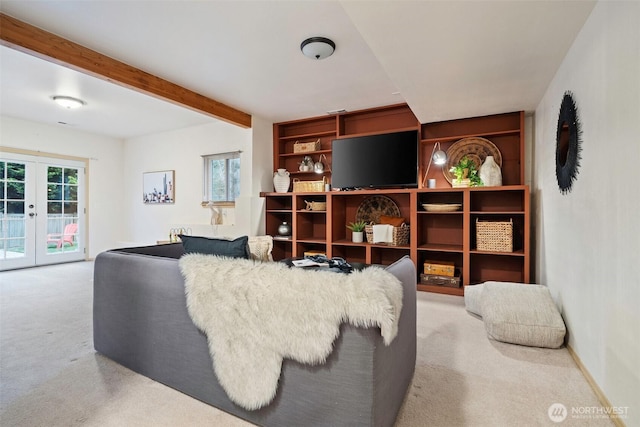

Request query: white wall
[
  {"left": 0, "top": 116, "right": 125, "bottom": 258},
  {"left": 122, "top": 117, "right": 273, "bottom": 245},
  {"left": 534, "top": 2, "right": 639, "bottom": 423}
]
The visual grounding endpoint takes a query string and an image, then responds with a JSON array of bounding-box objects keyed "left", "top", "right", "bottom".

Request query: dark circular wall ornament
[{"left": 555, "top": 91, "right": 582, "bottom": 194}]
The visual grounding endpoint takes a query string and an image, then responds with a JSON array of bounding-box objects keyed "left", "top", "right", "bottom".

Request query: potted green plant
[
  {"left": 450, "top": 156, "right": 483, "bottom": 187},
  {"left": 346, "top": 220, "right": 367, "bottom": 243}
]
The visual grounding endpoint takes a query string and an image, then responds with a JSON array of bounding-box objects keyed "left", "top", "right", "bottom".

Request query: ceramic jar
[
  {"left": 273, "top": 169, "right": 290, "bottom": 193},
  {"left": 479, "top": 156, "right": 502, "bottom": 187}
]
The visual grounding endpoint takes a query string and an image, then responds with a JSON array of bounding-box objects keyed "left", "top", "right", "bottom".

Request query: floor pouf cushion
[{"left": 480, "top": 281, "right": 566, "bottom": 348}]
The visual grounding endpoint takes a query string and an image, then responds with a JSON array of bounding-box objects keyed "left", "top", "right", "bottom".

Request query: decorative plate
[
  {"left": 422, "top": 203, "right": 462, "bottom": 212},
  {"left": 356, "top": 195, "right": 401, "bottom": 224},
  {"left": 443, "top": 137, "right": 502, "bottom": 184}
]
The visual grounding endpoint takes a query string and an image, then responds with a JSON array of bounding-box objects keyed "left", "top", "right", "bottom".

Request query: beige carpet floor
[{"left": 0, "top": 261, "right": 612, "bottom": 426}]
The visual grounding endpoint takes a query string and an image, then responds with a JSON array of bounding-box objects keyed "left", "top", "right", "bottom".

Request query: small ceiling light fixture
[
  {"left": 301, "top": 37, "right": 335, "bottom": 60},
  {"left": 52, "top": 95, "right": 86, "bottom": 109}
]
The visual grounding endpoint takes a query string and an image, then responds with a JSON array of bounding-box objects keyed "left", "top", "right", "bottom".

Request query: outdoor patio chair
[{"left": 47, "top": 223, "right": 78, "bottom": 249}]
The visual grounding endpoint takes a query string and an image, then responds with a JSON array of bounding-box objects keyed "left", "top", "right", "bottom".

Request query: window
[{"left": 203, "top": 151, "right": 240, "bottom": 205}]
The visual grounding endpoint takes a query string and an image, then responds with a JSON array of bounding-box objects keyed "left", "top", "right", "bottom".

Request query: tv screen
[{"left": 331, "top": 130, "right": 418, "bottom": 189}]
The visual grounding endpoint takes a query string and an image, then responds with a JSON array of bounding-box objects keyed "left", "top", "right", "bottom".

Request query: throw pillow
[
  {"left": 247, "top": 236, "right": 274, "bottom": 262},
  {"left": 179, "top": 235, "right": 250, "bottom": 259}
]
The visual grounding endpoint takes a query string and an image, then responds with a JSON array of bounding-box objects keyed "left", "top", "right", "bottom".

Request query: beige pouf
[{"left": 468, "top": 281, "right": 566, "bottom": 348}]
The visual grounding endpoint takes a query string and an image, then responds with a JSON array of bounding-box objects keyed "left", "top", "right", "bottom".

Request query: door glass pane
[
  {"left": 47, "top": 166, "right": 80, "bottom": 255},
  {"left": 64, "top": 168, "right": 77, "bottom": 183},
  {"left": 48, "top": 183, "right": 62, "bottom": 200},
  {"left": 1, "top": 162, "right": 29, "bottom": 263},
  {"left": 48, "top": 202, "right": 62, "bottom": 214},
  {"left": 7, "top": 201, "right": 25, "bottom": 214},
  {"left": 7, "top": 238, "right": 26, "bottom": 254},
  {"left": 64, "top": 202, "right": 78, "bottom": 214},
  {"left": 7, "top": 163, "right": 25, "bottom": 181},
  {"left": 7, "top": 181, "right": 25, "bottom": 199},
  {"left": 48, "top": 167, "right": 63, "bottom": 183},
  {"left": 65, "top": 184, "right": 78, "bottom": 201}
]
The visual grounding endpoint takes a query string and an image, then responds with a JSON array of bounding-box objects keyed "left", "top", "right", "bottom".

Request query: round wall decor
[{"left": 555, "top": 91, "right": 582, "bottom": 194}]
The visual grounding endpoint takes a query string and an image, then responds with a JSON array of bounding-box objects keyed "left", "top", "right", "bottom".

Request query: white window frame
[{"left": 202, "top": 151, "right": 241, "bottom": 206}]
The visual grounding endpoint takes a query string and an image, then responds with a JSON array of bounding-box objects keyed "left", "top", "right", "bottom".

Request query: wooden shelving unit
[{"left": 266, "top": 105, "right": 530, "bottom": 296}]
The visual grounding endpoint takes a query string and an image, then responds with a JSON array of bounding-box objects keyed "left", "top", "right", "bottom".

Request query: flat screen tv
[{"left": 331, "top": 130, "right": 419, "bottom": 189}]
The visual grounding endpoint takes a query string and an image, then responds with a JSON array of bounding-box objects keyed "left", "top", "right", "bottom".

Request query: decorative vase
[
  {"left": 479, "top": 156, "right": 502, "bottom": 187},
  {"left": 273, "top": 169, "right": 290, "bottom": 193},
  {"left": 352, "top": 231, "right": 364, "bottom": 243},
  {"left": 277, "top": 221, "right": 291, "bottom": 237}
]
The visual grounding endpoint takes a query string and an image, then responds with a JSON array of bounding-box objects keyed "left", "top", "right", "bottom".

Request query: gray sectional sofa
[{"left": 93, "top": 243, "right": 416, "bottom": 427}]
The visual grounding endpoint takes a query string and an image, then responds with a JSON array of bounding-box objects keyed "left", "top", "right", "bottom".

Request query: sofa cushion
[
  {"left": 179, "top": 235, "right": 249, "bottom": 259},
  {"left": 480, "top": 281, "right": 566, "bottom": 348}
]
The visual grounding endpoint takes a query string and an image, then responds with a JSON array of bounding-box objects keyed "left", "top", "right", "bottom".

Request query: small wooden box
[
  {"left": 423, "top": 260, "right": 456, "bottom": 277},
  {"left": 293, "top": 139, "right": 321, "bottom": 153},
  {"left": 420, "top": 274, "right": 461, "bottom": 288},
  {"left": 304, "top": 250, "right": 326, "bottom": 258}
]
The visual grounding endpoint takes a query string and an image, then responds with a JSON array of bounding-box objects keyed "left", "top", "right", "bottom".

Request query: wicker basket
[
  {"left": 476, "top": 219, "right": 513, "bottom": 252},
  {"left": 293, "top": 139, "right": 321, "bottom": 153},
  {"left": 365, "top": 223, "right": 410, "bottom": 246},
  {"left": 293, "top": 177, "right": 326, "bottom": 192}
]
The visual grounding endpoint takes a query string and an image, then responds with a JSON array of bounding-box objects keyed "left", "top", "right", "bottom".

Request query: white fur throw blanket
[{"left": 178, "top": 254, "right": 403, "bottom": 410}]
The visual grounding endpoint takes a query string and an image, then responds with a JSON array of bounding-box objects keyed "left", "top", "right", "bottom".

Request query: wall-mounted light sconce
[{"left": 422, "top": 142, "right": 447, "bottom": 187}]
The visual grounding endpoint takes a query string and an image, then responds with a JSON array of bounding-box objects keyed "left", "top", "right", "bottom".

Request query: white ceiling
[{"left": 0, "top": 1, "right": 596, "bottom": 139}]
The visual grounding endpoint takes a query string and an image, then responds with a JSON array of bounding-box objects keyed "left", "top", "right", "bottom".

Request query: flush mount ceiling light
[
  {"left": 52, "top": 95, "right": 86, "bottom": 109},
  {"left": 301, "top": 37, "right": 335, "bottom": 60}
]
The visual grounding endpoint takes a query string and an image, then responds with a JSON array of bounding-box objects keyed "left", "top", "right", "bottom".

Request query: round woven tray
[
  {"left": 355, "top": 195, "right": 401, "bottom": 224},
  {"left": 443, "top": 137, "right": 502, "bottom": 184}
]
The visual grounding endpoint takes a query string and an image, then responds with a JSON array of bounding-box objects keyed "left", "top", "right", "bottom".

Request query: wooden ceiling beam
[{"left": 0, "top": 13, "right": 252, "bottom": 128}]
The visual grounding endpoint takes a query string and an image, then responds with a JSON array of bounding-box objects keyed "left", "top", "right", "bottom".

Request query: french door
[{"left": 0, "top": 154, "right": 85, "bottom": 270}]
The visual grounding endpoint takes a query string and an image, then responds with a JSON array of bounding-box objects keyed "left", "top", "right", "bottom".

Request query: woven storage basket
[
  {"left": 365, "top": 223, "right": 410, "bottom": 246},
  {"left": 476, "top": 219, "right": 513, "bottom": 252},
  {"left": 293, "top": 177, "right": 326, "bottom": 192},
  {"left": 293, "top": 139, "right": 321, "bottom": 153}
]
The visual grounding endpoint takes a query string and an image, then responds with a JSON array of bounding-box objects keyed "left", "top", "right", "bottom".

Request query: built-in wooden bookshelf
[{"left": 265, "top": 105, "right": 529, "bottom": 296}]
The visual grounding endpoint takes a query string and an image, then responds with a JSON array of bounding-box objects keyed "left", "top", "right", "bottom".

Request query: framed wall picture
[{"left": 143, "top": 170, "right": 175, "bottom": 204}]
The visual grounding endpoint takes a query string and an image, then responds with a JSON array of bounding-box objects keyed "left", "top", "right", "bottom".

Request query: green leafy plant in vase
[
  {"left": 347, "top": 220, "right": 367, "bottom": 243},
  {"left": 450, "top": 156, "right": 483, "bottom": 187}
]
